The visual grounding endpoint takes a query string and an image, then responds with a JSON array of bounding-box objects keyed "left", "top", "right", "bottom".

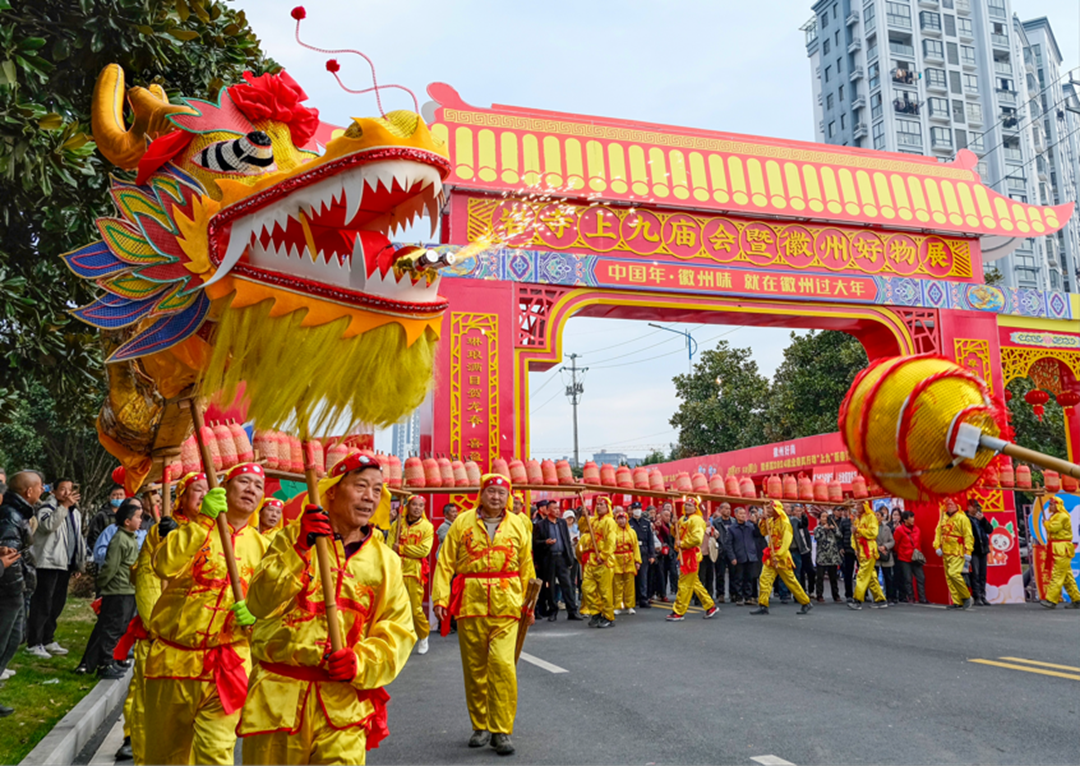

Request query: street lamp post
[{"left": 648, "top": 323, "right": 698, "bottom": 374}]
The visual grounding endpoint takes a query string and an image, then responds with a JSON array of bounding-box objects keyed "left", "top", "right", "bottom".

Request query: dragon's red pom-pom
[
  {"left": 291, "top": 6, "right": 307, "bottom": 20},
  {"left": 326, "top": 59, "right": 340, "bottom": 73}
]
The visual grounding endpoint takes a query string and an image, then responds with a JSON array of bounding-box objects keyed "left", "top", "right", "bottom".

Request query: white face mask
[{"left": 632, "top": 509, "right": 642, "bottom": 519}]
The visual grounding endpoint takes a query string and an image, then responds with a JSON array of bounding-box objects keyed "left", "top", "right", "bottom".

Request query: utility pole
[{"left": 560, "top": 353, "right": 588, "bottom": 469}]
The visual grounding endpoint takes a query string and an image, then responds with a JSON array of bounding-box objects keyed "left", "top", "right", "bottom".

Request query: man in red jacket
[{"left": 893, "top": 511, "right": 927, "bottom": 604}]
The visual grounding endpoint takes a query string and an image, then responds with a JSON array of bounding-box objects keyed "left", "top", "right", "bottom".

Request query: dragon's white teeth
[
  {"left": 204, "top": 219, "right": 253, "bottom": 288},
  {"left": 343, "top": 181, "right": 364, "bottom": 223},
  {"left": 426, "top": 196, "right": 441, "bottom": 237}
]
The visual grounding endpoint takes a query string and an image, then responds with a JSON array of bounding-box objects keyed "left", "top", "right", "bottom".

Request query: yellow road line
[
  {"left": 968, "top": 659, "right": 1080, "bottom": 681},
  {"left": 649, "top": 602, "right": 703, "bottom": 614},
  {"left": 998, "top": 656, "right": 1080, "bottom": 673}
]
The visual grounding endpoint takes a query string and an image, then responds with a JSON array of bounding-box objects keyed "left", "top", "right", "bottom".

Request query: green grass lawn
[{"left": 0, "top": 597, "right": 100, "bottom": 764}]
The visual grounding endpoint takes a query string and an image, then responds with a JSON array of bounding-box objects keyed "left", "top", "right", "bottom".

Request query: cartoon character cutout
[{"left": 988, "top": 519, "right": 1016, "bottom": 566}]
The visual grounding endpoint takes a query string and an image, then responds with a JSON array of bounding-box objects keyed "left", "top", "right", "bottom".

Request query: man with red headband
[
  {"left": 116, "top": 472, "right": 207, "bottom": 762},
  {"left": 666, "top": 498, "right": 719, "bottom": 621},
  {"left": 933, "top": 498, "right": 974, "bottom": 609},
  {"left": 143, "top": 463, "right": 267, "bottom": 765},
  {"left": 1040, "top": 495, "right": 1080, "bottom": 609},
  {"left": 579, "top": 496, "right": 617, "bottom": 628},
  {"left": 849, "top": 501, "right": 888, "bottom": 610},
  {"left": 749, "top": 501, "right": 814, "bottom": 616},
  {"left": 432, "top": 474, "right": 535, "bottom": 756},
  {"left": 391, "top": 493, "right": 434, "bottom": 655},
  {"left": 611, "top": 508, "right": 641, "bottom": 615},
  {"left": 239, "top": 451, "right": 415, "bottom": 765},
  {"left": 257, "top": 497, "right": 285, "bottom": 541}
]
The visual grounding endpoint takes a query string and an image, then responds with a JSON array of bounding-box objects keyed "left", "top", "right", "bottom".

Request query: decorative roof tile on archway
[{"left": 427, "top": 83, "right": 1073, "bottom": 242}]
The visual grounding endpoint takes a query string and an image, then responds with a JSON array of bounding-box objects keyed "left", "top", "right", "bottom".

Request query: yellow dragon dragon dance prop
[{"left": 66, "top": 64, "right": 451, "bottom": 490}]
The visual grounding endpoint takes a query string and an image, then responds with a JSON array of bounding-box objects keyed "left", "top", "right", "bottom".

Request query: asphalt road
[{"left": 372, "top": 601, "right": 1080, "bottom": 766}]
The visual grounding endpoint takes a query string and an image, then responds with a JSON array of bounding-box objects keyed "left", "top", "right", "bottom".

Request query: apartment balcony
[
  {"left": 853, "top": 122, "right": 869, "bottom": 139},
  {"left": 955, "top": 0, "right": 971, "bottom": 13},
  {"left": 848, "top": 37, "right": 862, "bottom": 53},
  {"left": 960, "top": 26, "right": 974, "bottom": 41},
  {"left": 967, "top": 110, "right": 983, "bottom": 126},
  {"left": 988, "top": 5, "right": 1007, "bottom": 20},
  {"left": 846, "top": 11, "right": 859, "bottom": 26},
  {"left": 920, "top": 22, "right": 942, "bottom": 37},
  {"left": 894, "top": 99, "right": 920, "bottom": 116},
  {"left": 889, "top": 41, "right": 915, "bottom": 57},
  {"left": 991, "top": 33, "right": 1009, "bottom": 49},
  {"left": 997, "top": 90, "right": 1017, "bottom": 106},
  {"left": 887, "top": 15, "right": 912, "bottom": 30},
  {"left": 929, "top": 106, "right": 950, "bottom": 123},
  {"left": 850, "top": 65, "right": 865, "bottom": 81},
  {"left": 931, "top": 138, "right": 953, "bottom": 151},
  {"left": 852, "top": 95, "right": 866, "bottom": 110},
  {"left": 962, "top": 57, "right": 977, "bottom": 70},
  {"left": 923, "top": 49, "right": 945, "bottom": 64},
  {"left": 1006, "top": 175, "right": 1027, "bottom": 191},
  {"left": 994, "top": 61, "right": 1014, "bottom": 76},
  {"left": 1004, "top": 147, "right": 1023, "bottom": 162}
]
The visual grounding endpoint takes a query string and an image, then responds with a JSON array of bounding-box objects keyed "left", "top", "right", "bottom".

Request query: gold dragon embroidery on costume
[{"left": 66, "top": 65, "right": 453, "bottom": 487}]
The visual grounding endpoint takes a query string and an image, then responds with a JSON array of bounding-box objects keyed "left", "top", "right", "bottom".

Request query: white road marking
[
  {"left": 518, "top": 652, "right": 569, "bottom": 674},
  {"left": 89, "top": 718, "right": 126, "bottom": 766},
  {"left": 751, "top": 755, "right": 797, "bottom": 766}
]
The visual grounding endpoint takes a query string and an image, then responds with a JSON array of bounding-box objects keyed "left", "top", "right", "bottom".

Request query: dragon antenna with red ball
[{"left": 291, "top": 6, "right": 419, "bottom": 116}]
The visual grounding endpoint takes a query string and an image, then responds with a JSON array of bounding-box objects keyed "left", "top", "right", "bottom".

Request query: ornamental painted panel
[
  {"left": 954, "top": 338, "right": 994, "bottom": 394},
  {"left": 449, "top": 313, "right": 500, "bottom": 471}
]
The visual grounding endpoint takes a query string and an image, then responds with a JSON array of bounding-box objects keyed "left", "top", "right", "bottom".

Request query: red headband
[
  {"left": 261, "top": 498, "right": 284, "bottom": 510},
  {"left": 330, "top": 451, "right": 381, "bottom": 479},
  {"left": 225, "top": 462, "right": 265, "bottom": 482},
  {"left": 481, "top": 475, "right": 510, "bottom": 491},
  {"left": 176, "top": 472, "right": 206, "bottom": 498}
]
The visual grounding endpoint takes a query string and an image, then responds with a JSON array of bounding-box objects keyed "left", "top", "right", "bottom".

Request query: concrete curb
[{"left": 19, "top": 668, "right": 132, "bottom": 766}]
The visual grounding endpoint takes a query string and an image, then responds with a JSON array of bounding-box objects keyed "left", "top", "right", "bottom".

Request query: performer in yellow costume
[
  {"left": 665, "top": 498, "right": 718, "bottom": 621},
  {"left": 933, "top": 498, "right": 974, "bottom": 609},
  {"left": 390, "top": 494, "right": 434, "bottom": 655},
  {"left": 115, "top": 471, "right": 206, "bottom": 763},
  {"left": 848, "top": 501, "right": 888, "bottom": 610},
  {"left": 143, "top": 462, "right": 268, "bottom": 765},
  {"left": 1039, "top": 496, "right": 1080, "bottom": 609},
  {"left": 579, "top": 496, "right": 617, "bottom": 628},
  {"left": 750, "top": 501, "right": 813, "bottom": 616},
  {"left": 432, "top": 474, "right": 535, "bottom": 756},
  {"left": 511, "top": 491, "right": 533, "bottom": 537},
  {"left": 256, "top": 497, "right": 284, "bottom": 541},
  {"left": 611, "top": 509, "right": 641, "bottom": 615},
  {"left": 239, "top": 452, "right": 415, "bottom": 765}
]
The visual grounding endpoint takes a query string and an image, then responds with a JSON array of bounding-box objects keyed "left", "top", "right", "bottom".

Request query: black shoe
[
  {"left": 1065, "top": 600, "right": 1080, "bottom": 609},
  {"left": 797, "top": 601, "right": 813, "bottom": 615},
  {"left": 74, "top": 663, "right": 88, "bottom": 675},
  {"left": 749, "top": 606, "right": 769, "bottom": 615},
  {"left": 469, "top": 730, "right": 491, "bottom": 748},
  {"left": 0, "top": 705, "right": 12, "bottom": 718},
  {"left": 1039, "top": 599, "right": 1057, "bottom": 609},
  {"left": 919, "top": 599, "right": 929, "bottom": 604},
  {"left": 115, "top": 736, "right": 133, "bottom": 761},
  {"left": 116, "top": 659, "right": 132, "bottom": 669},
  {"left": 567, "top": 612, "right": 583, "bottom": 621},
  {"left": 703, "top": 606, "right": 719, "bottom": 619},
  {"left": 979, "top": 598, "right": 991, "bottom": 606},
  {"left": 547, "top": 612, "right": 558, "bottom": 622},
  {"left": 946, "top": 603, "right": 961, "bottom": 610},
  {"left": 846, "top": 601, "right": 863, "bottom": 611},
  {"left": 596, "top": 618, "right": 613, "bottom": 628},
  {"left": 587, "top": 614, "right": 600, "bottom": 627},
  {"left": 491, "top": 733, "right": 515, "bottom": 756},
  {"left": 97, "top": 663, "right": 126, "bottom": 680}
]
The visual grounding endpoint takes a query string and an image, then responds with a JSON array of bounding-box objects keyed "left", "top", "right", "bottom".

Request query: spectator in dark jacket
[
  {"left": 837, "top": 506, "right": 857, "bottom": 601},
  {"left": 966, "top": 500, "right": 993, "bottom": 606},
  {"left": 628, "top": 502, "right": 655, "bottom": 609},
  {"left": 0, "top": 472, "right": 41, "bottom": 716},
  {"left": 711, "top": 503, "right": 733, "bottom": 602},
  {"left": 726, "top": 506, "right": 764, "bottom": 605},
  {"left": 893, "top": 510, "right": 927, "bottom": 603},
  {"left": 85, "top": 485, "right": 126, "bottom": 551},
  {"left": 790, "top": 505, "right": 815, "bottom": 595}
]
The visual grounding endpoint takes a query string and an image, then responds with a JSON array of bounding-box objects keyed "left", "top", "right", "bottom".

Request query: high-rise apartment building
[
  {"left": 804, "top": 0, "right": 1079, "bottom": 292},
  {"left": 391, "top": 410, "right": 420, "bottom": 460}
]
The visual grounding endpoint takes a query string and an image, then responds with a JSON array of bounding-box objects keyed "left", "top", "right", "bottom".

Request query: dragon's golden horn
[{"left": 91, "top": 64, "right": 195, "bottom": 169}]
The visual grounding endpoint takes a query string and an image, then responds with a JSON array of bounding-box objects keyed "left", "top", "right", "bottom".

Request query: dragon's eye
[{"left": 194, "top": 131, "right": 276, "bottom": 175}]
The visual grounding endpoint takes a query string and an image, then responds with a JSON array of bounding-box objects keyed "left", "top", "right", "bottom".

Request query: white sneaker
[
  {"left": 613, "top": 609, "right": 623, "bottom": 615},
  {"left": 0, "top": 669, "right": 14, "bottom": 680},
  {"left": 627, "top": 608, "right": 636, "bottom": 615},
  {"left": 44, "top": 642, "right": 68, "bottom": 656},
  {"left": 416, "top": 638, "right": 429, "bottom": 655},
  {"left": 27, "top": 645, "right": 51, "bottom": 659}
]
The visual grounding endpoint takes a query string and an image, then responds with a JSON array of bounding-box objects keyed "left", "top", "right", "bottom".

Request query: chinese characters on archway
[{"left": 451, "top": 314, "right": 499, "bottom": 473}]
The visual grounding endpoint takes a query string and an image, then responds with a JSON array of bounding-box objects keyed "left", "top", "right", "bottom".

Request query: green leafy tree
[
  {"left": 762, "top": 330, "right": 867, "bottom": 441},
  {"left": 640, "top": 448, "right": 667, "bottom": 466},
  {"left": 668, "top": 341, "right": 769, "bottom": 458},
  {"left": 1004, "top": 377, "right": 1068, "bottom": 462},
  {"left": 0, "top": 0, "right": 276, "bottom": 416}
]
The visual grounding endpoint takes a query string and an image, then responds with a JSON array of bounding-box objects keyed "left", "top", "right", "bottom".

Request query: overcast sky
[{"left": 246, "top": 0, "right": 1078, "bottom": 460}]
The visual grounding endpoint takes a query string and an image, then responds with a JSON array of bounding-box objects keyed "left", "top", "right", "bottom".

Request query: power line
[
  {"left": 987, "top": 117, "right": 1080, "bottom": 189},
  {"left": 590, "top": 325, "right": 746, "bottom": 369}
]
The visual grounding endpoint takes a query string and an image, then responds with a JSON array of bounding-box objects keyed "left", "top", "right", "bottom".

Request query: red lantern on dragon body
[{"left": 1024, "top": 389, "right": 1050, "bottom": 421}]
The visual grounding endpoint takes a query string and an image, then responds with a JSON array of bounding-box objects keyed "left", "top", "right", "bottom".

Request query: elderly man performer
[{"left": 433, "top": 474, "right": 535, "bottom": 756}]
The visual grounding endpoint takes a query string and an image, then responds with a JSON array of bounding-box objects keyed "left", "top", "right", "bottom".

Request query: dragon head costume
[{"left": 66, "top": 65, "right": 451, "bottom": 489}]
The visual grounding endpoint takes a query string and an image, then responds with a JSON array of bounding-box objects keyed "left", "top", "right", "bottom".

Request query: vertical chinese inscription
[{"left": 450, "top": 313, "right": 500, "bottom": 471}]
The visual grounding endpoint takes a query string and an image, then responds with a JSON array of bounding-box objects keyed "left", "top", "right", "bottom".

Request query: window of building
[
  {"left": 829, "top": 121, "right": 836, "bottom": 137},
  {"left": 833, "top": 4, "right": 838, "bottom": 18},
  {"left": 987, "top": 0, "right": 1006, "bottom": 19},
  {"left": 923, "top": 39, "right": 944, "bottom": 59},
  {"left": 873, "top": 121, "right": 885, "bottom": 149},
  {"left": 965, "top": 101, "right": 982, "bottom": 123},
  {"left": 823, "top": 38, "right": 831, "bottom": 55},
  {"left": 919, "top": 11, "right": 941, "bottom": 32},
  {"left": 897, "top": 119, "right": 922, "bottom": 147},
  {"left": 928, "top": 96, "right": 949, "bottom": 119},
  {"left": 894, "top": 91, "right": 918, "bottom": 114},
  {"left": 871, "top": 91, "right": 883, "bottom": 119},
  {"left": 955, "top": 128, "right": 968, "bottom": 149},
  {"left": 825, "top": 65, "right": 832, "bottom": 83},
  {"left": 958, "top": 17, "right": 973, "bottom": 37},
  {"left": 835, "top": 30, "right": 840, "bottom": 45},
  {"left": 949, "top": 70, "right": 962, "bottom": 94},
  {"left": 964, "top": 72, "right": 978, "bottom": 93},
  {"left": 946, "top": 42, "right": 959, "bottom": 65},
  {"left": 969, "top": 132, "right": 984, "bottom": 152},
  {"left": 867, "top": 36, "right": 878, "bottom": 60},
  {"left": 869, "top": 61, "right": 880, "bottom": 88},
  {"left": 931, "top": 126, "right": 952, "bottom": 147},
  {"left": 942, "top": 0, "right": 954, "bottom": 7},
  {"left": 943, "top": 14, "right": 956, "bottom": 36},
  {"left": 821, "top": 13, "right": 828, "bottom": 28},
  {"left": 837, "top": 57, "right": 843, "bottom": 74},
  {"left": 1032, "top": 44, "right": 1042, "bottom": 65},
  {"left": 925, "top": 67, "right": 947, "bottom": 88},
  {"left": 827, "top": 92, "right": 834, "bottom": 110},
  {"left": 864, "top": 0, "right": 875, "bottom": 26},
  {"left": 841, "top": 113, "right": 846, "bottom": 129},
  {"left": 996, "top": 76, "right": 1012, "bottom": 92},
  {"left": 952, "top": 99, "right": 965, "bottom": 122},
  {"left": 886, "top": 2, "right": 911, "bottom": 28},
  {"left": 893, "top": 60, "right": 915, "bottom": 84},
  {"left": 839, "top": 84, "right": 845, "bottom": 102},
  {"left": 960, "top": 44, "right": 975, "bottom": 66}
]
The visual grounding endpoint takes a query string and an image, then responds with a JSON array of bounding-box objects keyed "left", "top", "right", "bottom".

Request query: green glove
[
  {"left": 200, "top": 487, "right": 226, "bottom": 520},
  {"left": 230, "top": 599, "right": 256, "bottom": 627}
]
